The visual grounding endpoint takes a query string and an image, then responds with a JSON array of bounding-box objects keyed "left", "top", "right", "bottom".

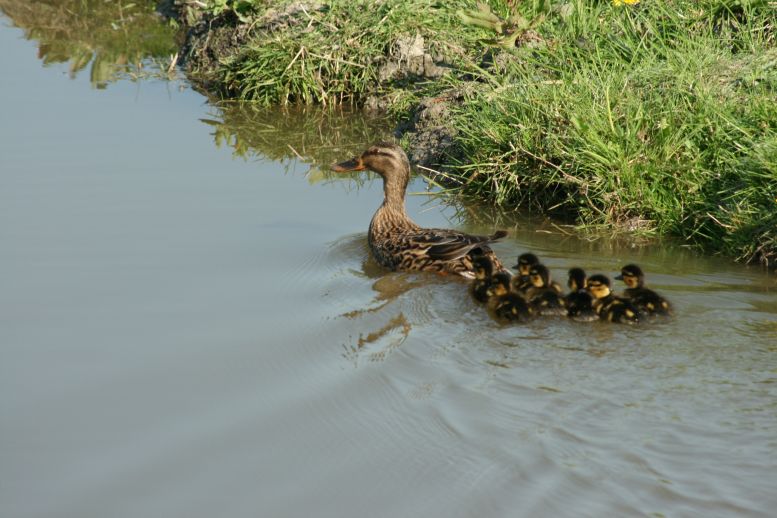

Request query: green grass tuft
[
  {"left": 449, "top": 0, "right": 777, "bottom": 265},
  {"left": 217, "top": 0, "right": 489, "bottom": 105}
]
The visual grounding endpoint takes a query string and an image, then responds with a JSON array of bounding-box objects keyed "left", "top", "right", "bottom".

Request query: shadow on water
[{"left": 0, "top": 0, "right": 177, "bottom": 88}]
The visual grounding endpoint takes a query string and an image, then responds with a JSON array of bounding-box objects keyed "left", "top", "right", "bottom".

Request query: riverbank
[{"left": 175, "top": 0, "right": 775, "bottom": 266}]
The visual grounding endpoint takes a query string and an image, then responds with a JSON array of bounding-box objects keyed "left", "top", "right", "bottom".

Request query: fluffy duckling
[
  {"left": 487, "top": 272, "right": 533, "bottom": 322},
  {"left": 525, "top": 264, "right": 566, "bottom": 316},
  {"left": 510, "top": 252, "right": 540, "bottom": 295},
  {"left": 615, "top": 264, "right": 671, "bottom": 316},
  {"left": 564, "top": 267, "right": 598, "bottom": 322},
  {"left": 587, "top": 274, "right": 640, "bottom": 324},
  {"left": 469, "top": 254, "right": 496, "bottom": 303}
]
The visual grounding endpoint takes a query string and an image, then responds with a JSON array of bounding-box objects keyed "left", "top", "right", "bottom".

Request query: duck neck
[
  {"left": 383, "top": 173, "right": 408, "bottom": 211},
  {"left": 370, "top": 173, "right": 417, "bottom": 233}
]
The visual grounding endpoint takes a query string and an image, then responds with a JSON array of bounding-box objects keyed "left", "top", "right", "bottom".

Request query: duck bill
[{"left": 331, "top": 157, "right": 366, "bottom": 172}]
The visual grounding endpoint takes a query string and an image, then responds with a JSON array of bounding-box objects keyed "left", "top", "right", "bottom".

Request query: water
[{"left": 2, "top": 6, "right": 777, "bottom": 518}]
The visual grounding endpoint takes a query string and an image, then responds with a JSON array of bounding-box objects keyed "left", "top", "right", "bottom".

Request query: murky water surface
[{"left": 2, "top": 6, "right": 776, "bottom": 518}]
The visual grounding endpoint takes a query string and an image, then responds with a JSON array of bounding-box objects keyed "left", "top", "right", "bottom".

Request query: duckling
[
  {"left": 564, "top": 267, "right": 598, "bottom": 322},
  {"left": 487, "top": 272, "right": 532, "bottom": 322},
  {"left": 469, "top": 254, "right": 496, "bottom": 303},
  {"left": 615, "top": 264, "right": 671, "bottom": 316},
  {"left": 525, "top": 264, "right": 566, "bottom": 316},
  {"left": 586, "top": 274, "right": 641, "bottom": 324},
  {"left": 510, "top": 253, "right": 540, "bottom": 295}
]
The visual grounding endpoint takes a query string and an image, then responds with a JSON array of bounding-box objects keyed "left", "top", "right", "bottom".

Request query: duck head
[
  {"left": 614, "top": 263, "right": 645, "bottom": 289},
  {"left": 472, "top": 254, "right": 495, "bottom": 280},
  {"left": 332, "top": 142, "right": 411, "bottom": 207},
  {"left": 490, "top": 272, "right": 512, "bottom": 297},
  {"left": 528, "top": 264, "right": 551, "bottom": 288},
  {"left": 586, "top": 274, "right": 612, "bottom": 299},
  {"left": 513, "top": 253, "right": 539, "bottom": 276}
]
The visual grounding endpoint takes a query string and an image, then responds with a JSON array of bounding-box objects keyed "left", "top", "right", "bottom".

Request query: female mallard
[{"left": 332, "top": 143, "right": 506, "bottom": 278}]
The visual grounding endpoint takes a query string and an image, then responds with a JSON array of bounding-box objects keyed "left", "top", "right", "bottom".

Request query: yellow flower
[{"left": 613, "top": 0, "right": 640, "bottom": 5}]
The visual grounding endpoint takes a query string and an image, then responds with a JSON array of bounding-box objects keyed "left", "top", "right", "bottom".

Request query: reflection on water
[
  {"left": 0, "top": 0, "right": 177, "bottom": 88},
  {"left": 2, "top": 7, "right": 777, "bottom": 518},
  {"left": 201, "top": 102, "right": 396, "bottom": 182}
]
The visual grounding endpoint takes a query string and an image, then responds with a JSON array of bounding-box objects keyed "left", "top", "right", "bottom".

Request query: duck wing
[{"left": 408, "top": 229, "right": 507, "bottom": 262}]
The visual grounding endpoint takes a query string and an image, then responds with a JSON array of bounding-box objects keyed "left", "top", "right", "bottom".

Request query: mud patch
[{"left": 396, "top": 84, "right": 481, "bottom": 183}]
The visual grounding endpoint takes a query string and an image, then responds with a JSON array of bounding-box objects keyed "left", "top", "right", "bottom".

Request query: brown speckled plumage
[{"left": 332, "top": 142, "right": 506, "bottom": 277}]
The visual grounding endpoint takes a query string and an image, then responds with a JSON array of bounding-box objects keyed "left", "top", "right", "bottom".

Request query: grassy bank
[
  {"left": 179, "top": 1, "right": 776, "bottom": 265},
  {"left": 448, "top": 1, "right": 777, "bottom": 265}
]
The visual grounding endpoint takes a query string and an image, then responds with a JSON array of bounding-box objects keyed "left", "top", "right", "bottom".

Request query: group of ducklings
[{"left": 470, "top": 253, "right": 671, "bottom": 324}]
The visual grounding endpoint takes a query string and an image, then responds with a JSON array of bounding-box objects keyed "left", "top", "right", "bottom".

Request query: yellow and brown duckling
[
  {"left": 332, "top": 143, "right": 507, "bottom": 278},
  {"left": 587, "top": 274, "right": 641, "bottom": 324},
  {"left": 469, "top": 254, "right": 496, "bottom": 303},
  {"left": 486, "top": 272, "right": 533, "bottom": 322},
  {"left": 615, "top": 264, "right": 671, "bottom": 316},
  {"left": 510, "top": 252, "right": 540, "bottom": 295},
  {"left": 525, "top": 264, "right": 566, "bottom": 316},
  {"left": 564, "top": 267, "right": 598, "bottom": 322}
]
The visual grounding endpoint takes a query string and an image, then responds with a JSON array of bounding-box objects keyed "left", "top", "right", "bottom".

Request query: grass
[
  {"left": 445, "top": 0, "right": 777, "bottom": 265},
  {"left": 210, "top": 0, "right": 491, "bottom": 106}
]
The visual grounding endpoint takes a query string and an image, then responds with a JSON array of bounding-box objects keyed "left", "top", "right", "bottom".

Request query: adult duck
[{"left": 332, "top": 142, "right": 506, "bottom": 278}]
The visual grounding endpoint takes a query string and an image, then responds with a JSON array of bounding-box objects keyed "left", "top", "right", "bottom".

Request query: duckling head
[
  {"left": 567, "top": 267, "right": 587, "bottom": 291},
  {"left": 472, "top": 254, "right": 495, "bottom": 280},
  {"left": 528, "top": 264, "right": 551, "bottom": 288},
  {"left": 490, "top": 272, "right": 512, "bottom": 297},
  {"left": 614, "top": 263, "right": 645, "bottom": 289},
  {"left": 512, "top": 253, "right": 539, "bottom": 276},
  {"left": 586, "top": 274, "right": 612, "bottom": 299}
]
